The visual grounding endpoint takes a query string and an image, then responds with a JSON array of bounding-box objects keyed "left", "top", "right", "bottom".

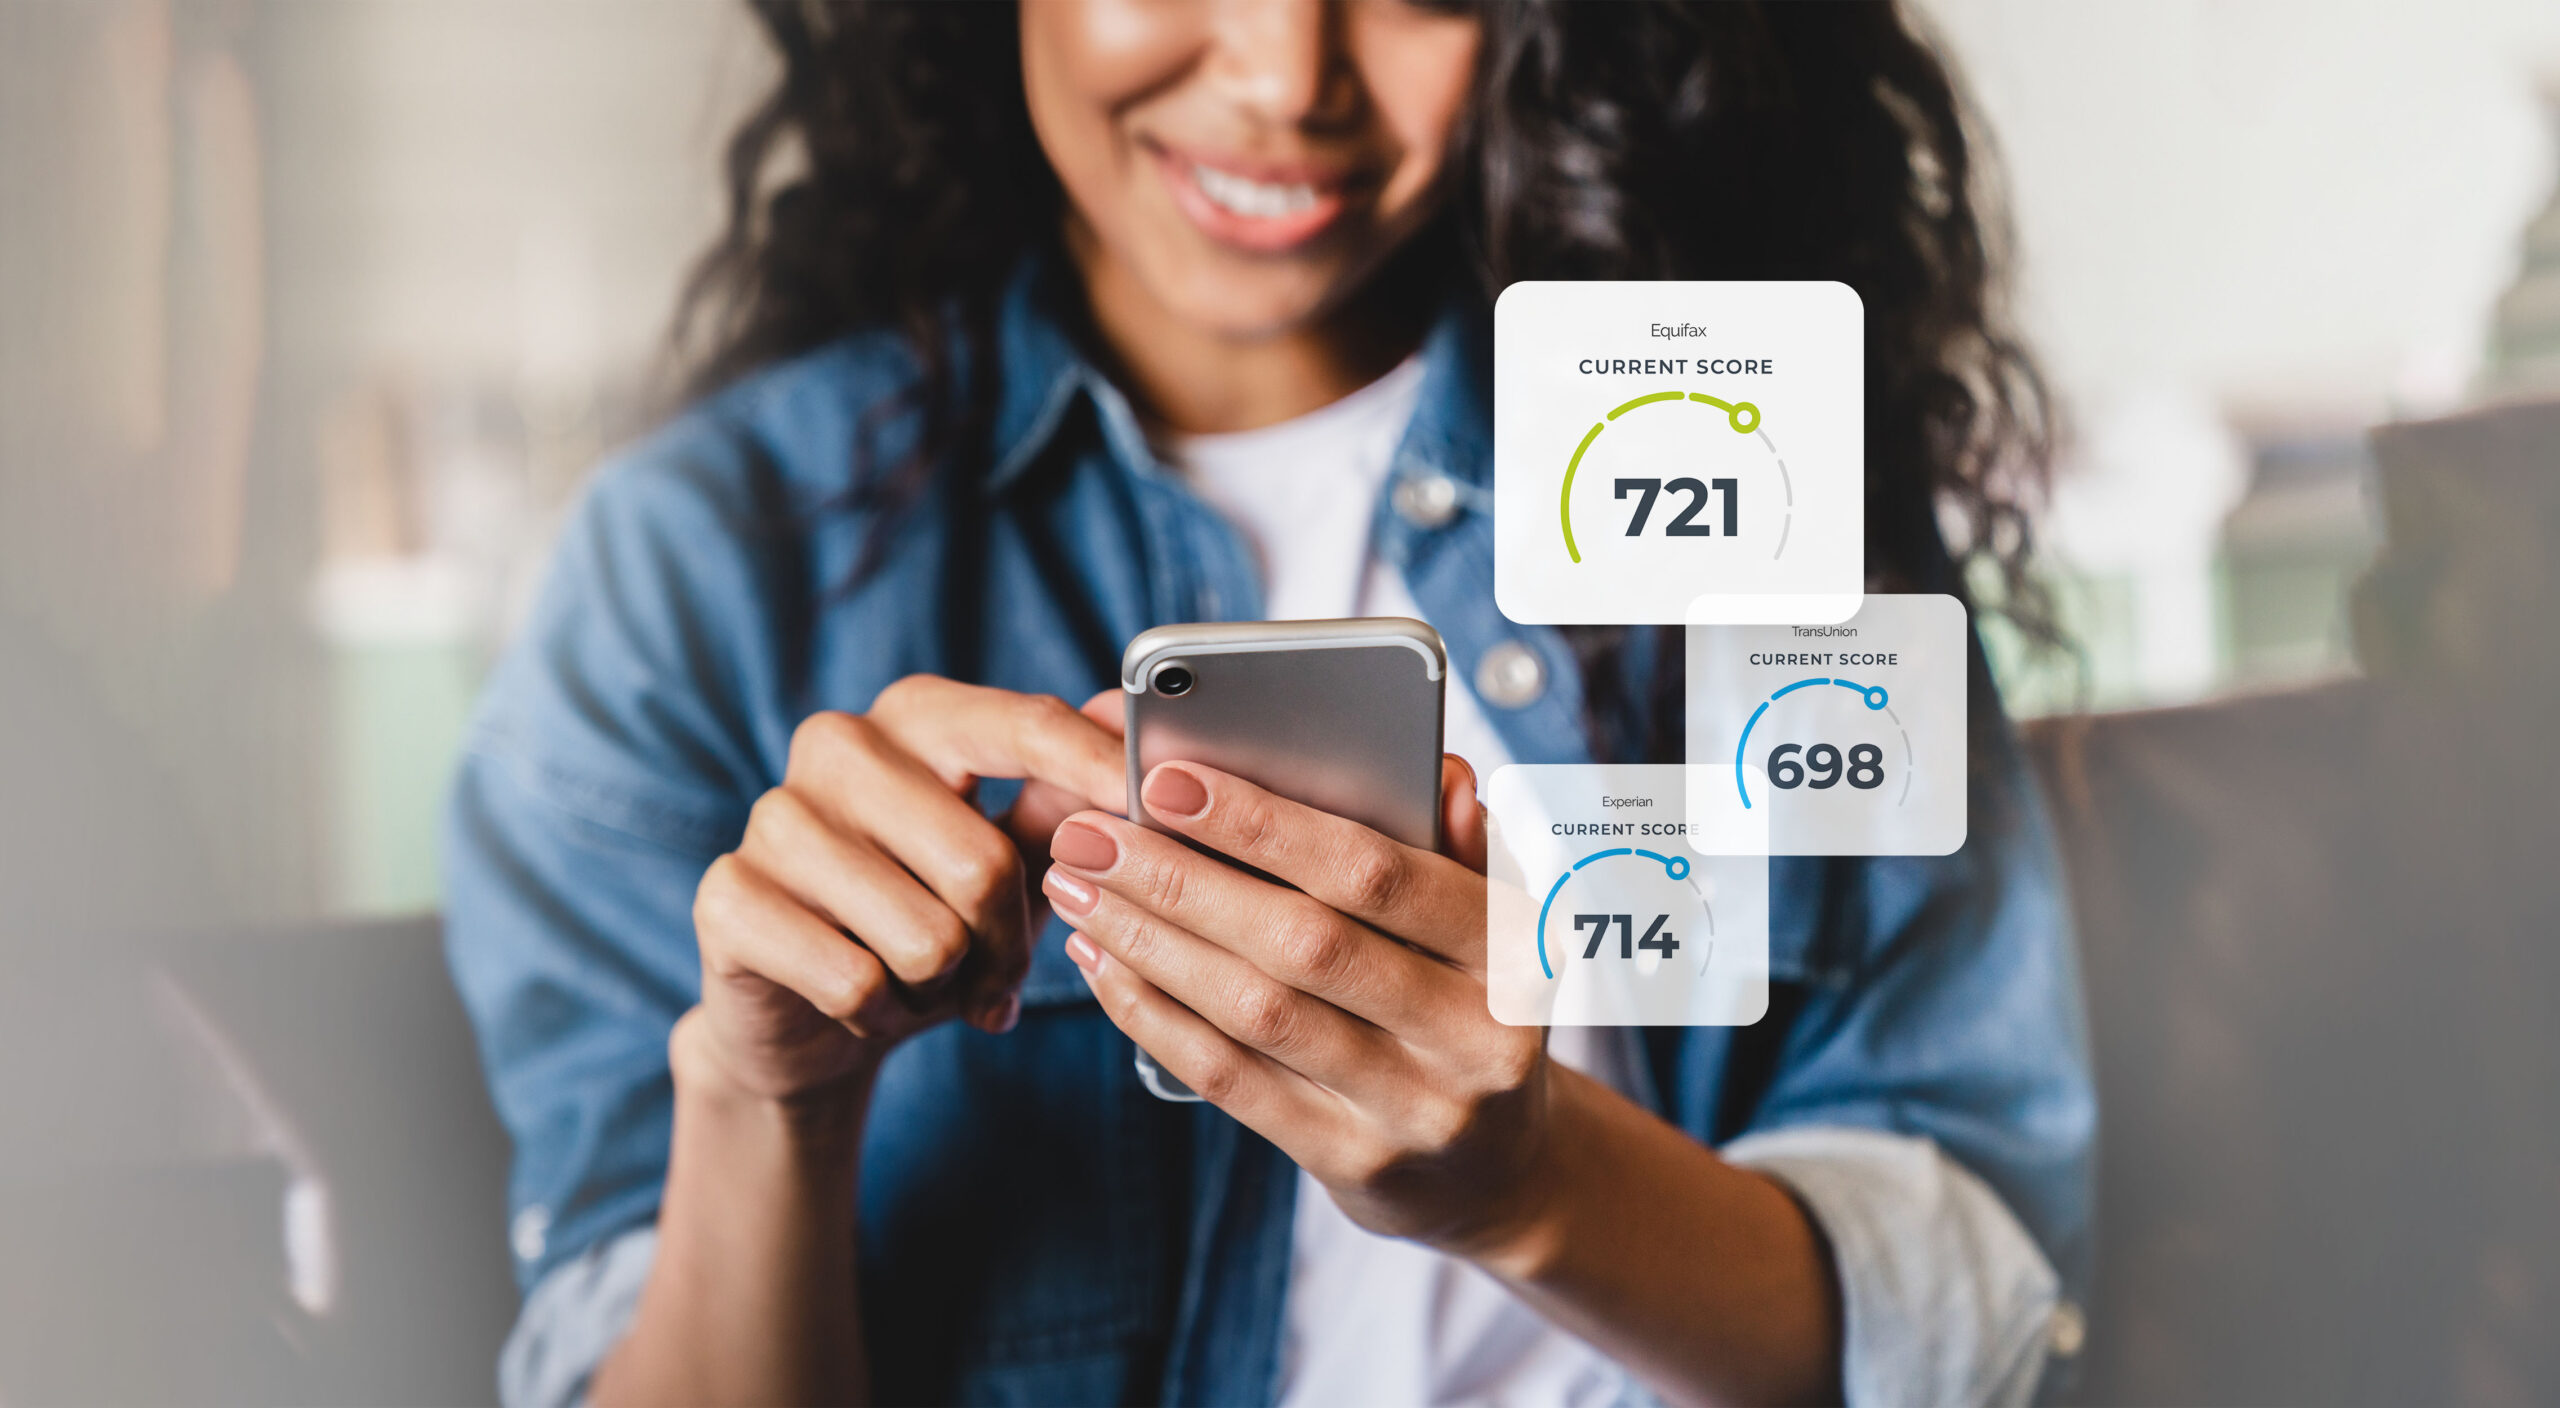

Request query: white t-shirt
[{"left": 1161, "top": 357, "right": 1646, "bottom": 1408}]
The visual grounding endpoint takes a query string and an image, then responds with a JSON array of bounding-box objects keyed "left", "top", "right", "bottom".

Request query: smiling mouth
[
  {"left": 1153, "top": 146, "right": 1359, "bottom": 254},
  {"left": 1190, "top": 163, "right": 1323, "bottom": 219}
]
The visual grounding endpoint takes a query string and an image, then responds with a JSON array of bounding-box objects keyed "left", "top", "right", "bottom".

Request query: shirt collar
[
  {"left": 986, "top": 253, "right": 1096, "bottom": 490},
  {"left": 1394, "top": 292, "right": 1494, "bottom": 491}
]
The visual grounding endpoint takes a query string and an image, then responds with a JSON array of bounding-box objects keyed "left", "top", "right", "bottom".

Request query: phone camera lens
[{"left": 1153, "top": 665, "right": 1194, "bottom": 697}]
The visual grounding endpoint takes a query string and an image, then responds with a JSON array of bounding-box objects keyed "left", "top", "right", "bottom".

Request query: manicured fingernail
[
  {"left": 989, "top": 991, "right": 1022, "bottom": 1034},
  {"left": 1064, "top": 931, "right": 1104, "bottom": 974},
  {"left": 1044, "top": 865, "right": 1098, "bottom": 915},
  {"left": 1143, "top": 764, "right": 1209, "bottom": 819},
  {"left": 1050, "top": 820, "right": 1118, "bottom": 872}
]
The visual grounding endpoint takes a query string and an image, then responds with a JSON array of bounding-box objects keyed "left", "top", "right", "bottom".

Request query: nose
[{"left": 1206, "top": 0, "right": 1359, "bottom": 129}]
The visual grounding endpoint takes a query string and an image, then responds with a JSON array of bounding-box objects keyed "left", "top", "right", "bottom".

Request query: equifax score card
[{"left": 1492, "top": 281, "right": 1865, "bottom": 626}]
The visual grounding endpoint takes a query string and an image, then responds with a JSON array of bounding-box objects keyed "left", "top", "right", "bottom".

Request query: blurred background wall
[
  {"left": 2, "top": 0, "right": 755, "bottom": 925},
  {"left": 1931, "top": 0, "right": 2560, "bottom": 709},
  {"left": 0, "top": 4, "right": 757, "bottom": 1397},
  {"left": 0, "top": 0, "right": 2555, "bottom": 1402}
]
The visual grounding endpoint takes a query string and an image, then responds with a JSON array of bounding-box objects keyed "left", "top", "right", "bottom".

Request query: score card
[
  {"left": 1484, "top": 764, "right": 1769, "bottom": 1028},
  {"left": 1492, "top": 280, "right": 1865, "bottom": 626},
  {"left": 1684, "top": 593, "right": 1971, "bottom": 857}
]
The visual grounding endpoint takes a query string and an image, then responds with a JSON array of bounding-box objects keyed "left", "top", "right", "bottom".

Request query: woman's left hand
[{"left": 1041, "top": 754, "right": 1555, "bottom": 1257}]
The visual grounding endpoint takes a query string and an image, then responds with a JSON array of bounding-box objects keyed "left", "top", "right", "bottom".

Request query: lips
[
  {"left": 1152, "top": 146, "right": 1357, "bottom": 254},
  {"left": 1192, "top": 162, "right": 1323, "bottom": 220}
]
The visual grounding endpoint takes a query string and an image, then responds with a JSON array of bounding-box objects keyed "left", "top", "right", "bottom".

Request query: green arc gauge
[{"left": 1559, "top": 389, "right": 1792, "bottom": 564}]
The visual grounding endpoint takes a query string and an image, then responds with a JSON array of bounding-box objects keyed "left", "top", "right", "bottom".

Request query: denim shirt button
[
  {"left": 1474, "top": 641, "right": 1547, "bottom": 709},
  {"left": 2047, "top": 1302, "right": 2087, "bottom": 1359},
  {"left": 511, "top": 1204, "right": 550, "bottom": 1263},
  {"left": 1392, "top": 471, "right": 1461, "bottom": 528}
]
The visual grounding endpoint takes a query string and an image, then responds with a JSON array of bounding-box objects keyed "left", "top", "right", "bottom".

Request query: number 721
[{"left": 1616, "top": 477, "right": 1738, "bottom": 537}]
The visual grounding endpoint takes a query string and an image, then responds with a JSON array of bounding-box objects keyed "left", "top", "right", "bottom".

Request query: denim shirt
[{"left": 442, "top": 261, "right": 2094, "bottom": 1406}]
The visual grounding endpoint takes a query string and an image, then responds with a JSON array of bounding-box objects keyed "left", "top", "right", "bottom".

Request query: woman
[{"left": 444, "top": 2, "right": 2092, "bottom": 1405}]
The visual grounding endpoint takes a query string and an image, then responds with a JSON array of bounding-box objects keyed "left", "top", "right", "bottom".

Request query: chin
[{"left": 1159, "top": 262, "right": 1354, "bottom": 342}]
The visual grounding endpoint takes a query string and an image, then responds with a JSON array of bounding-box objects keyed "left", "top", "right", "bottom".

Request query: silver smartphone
[{"left": 1120, "top": 618, "right": 1448, "bottom": 1100}]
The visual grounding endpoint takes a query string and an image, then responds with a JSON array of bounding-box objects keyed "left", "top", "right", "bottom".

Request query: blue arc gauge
[
  {"left": 1534, "top": 847, "right": 1703, "bottom": 981},
  {"left": 1733, "top": 676, "right": 1914, "bottom": 809}
]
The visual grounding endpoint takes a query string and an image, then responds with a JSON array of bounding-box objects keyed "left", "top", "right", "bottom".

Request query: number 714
[{"left": 1574, "top": 913, "right": 1680, "bottom": 960}]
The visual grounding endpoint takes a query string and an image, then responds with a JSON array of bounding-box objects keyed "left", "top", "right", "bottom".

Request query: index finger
[
  {"left": 1003, "top": 689, "right": 1132, "bottom": 855},
  {"left": 1135, "top": 760, "right": 1487, "bottom": 974},
  {"left": 869, "top": 676, "right": 1125, "bottom": 813}
]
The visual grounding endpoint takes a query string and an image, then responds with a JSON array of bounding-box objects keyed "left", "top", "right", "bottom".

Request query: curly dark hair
[{"left": 675, "top": 0, "right": 2053, "bottom": 760}]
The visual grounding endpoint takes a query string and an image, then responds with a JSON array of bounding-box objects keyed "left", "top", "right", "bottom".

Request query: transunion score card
[{"left": 1684, "top": 593, "right": 1971, "bottom": 857}]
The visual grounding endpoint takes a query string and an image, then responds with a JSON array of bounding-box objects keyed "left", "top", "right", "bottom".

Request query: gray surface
[
  {"left": 2031, "top": 680, "right": 2559, "bottom": 1404},
  {"left": 0, "top": 915, "right": 518, "bottom": 1405}
]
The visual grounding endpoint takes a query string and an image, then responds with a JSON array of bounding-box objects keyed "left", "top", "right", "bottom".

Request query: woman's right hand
[{"left": 684, "top": 676, "right": 1127, "bottom": 1101}]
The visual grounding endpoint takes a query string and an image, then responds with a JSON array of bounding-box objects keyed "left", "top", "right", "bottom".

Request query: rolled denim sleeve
[
  {"left": 500, "top": 1226, "right": 660, "bottom": 1408},
  {"left": 441, "top": 411, "right": 802, "bottom": 1301},
  {"left": 1725, "top": 1125, "right": 2062, "bottom": 1408}
]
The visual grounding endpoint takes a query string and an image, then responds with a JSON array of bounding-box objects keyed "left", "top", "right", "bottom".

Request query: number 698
[{"left": 1767, "top": 742, "right": 1885, "bottom": 790}]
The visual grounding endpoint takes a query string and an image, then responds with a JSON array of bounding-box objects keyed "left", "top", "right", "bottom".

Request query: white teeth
[{"left": 1190, "top": 163, "right": 1320, "bottom": 219}]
